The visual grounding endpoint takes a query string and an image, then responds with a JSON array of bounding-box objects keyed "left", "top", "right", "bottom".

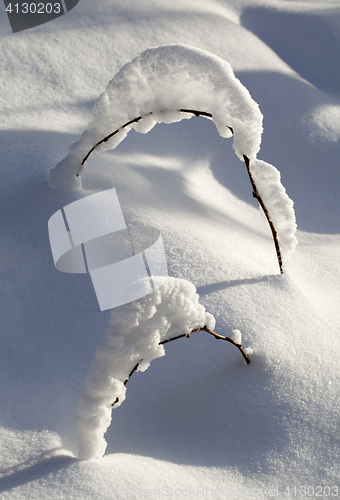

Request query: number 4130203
[
  {"left": 5, "top": 3, "right": 62, "bottom": 14},
  {"left": 284, "top": 486, "right": 339, "bottom": 497}
]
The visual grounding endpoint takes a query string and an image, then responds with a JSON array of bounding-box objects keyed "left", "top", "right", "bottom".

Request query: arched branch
[
  {"left": 111, "top": 326, "right": 250, "bottom": 408},
  {"left": 178, "top": 326, "right": 250, "bottom": 364},
  {"left": 78, "top": 109, "right": 233, "bottom": 173},
  {"left": 77, "top": 110, "right": 283, "bottom": 275}
]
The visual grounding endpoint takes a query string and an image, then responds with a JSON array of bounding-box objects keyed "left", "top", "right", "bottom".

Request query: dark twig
[
  {"left": 183, "top": 326, "right": 250, "bottom": 365},
  {"left": 111, "top": 326, "right": 250, "bottom": 408},
  {"left": 243, "top": 155, "right": 283, "bottom": 274},
  {"left": 80, "top": 116, "right": 143, "bottom": 168},
  {"left": 78, "top": 110, "right": 234, "bottom": 175},
  {"left": 77, "top": 113, "right": 281, "bottom": 274},
  {"left": 179, "top": 109, "right": 212, "bottom": 118},
  {"left": 111, "top": 362, "right": 140, "bottom": 407},
  {"left": 178, "top": 110, "right": 233, "bottom": 134},
  {"left": 159, "top": 333, "right": 186, "bottom": 344},
  {"left": 125, "top": 362, "right": 141, "bottom": 384}
]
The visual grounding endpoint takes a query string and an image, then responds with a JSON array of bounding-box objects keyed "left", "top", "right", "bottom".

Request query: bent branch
[
  {"left": 111, "top": 326, "right": 250, "bottom": 408},
  {"left": 77, "top": 110, "right": 283, "bottom": 275}
]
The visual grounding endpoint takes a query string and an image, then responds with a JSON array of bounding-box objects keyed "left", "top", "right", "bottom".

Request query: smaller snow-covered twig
[
  {"left": 75, "top": 277, "right": 252, "bottom": 459},
  {"left": 160, "top": 326, "right": 250, "bottom": 364},
  {"left": 111, "top": 326, "right": 250, "bottom": 408},
  {"left": 185, "top": 327, "right": 250, "bottom": 364},
  {"left": 243, "top": 154, "right": 284, "bottom": 274}
]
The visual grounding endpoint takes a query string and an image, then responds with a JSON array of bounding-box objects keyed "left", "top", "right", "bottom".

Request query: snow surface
[{"left": 1, "top": 0, "right": 340, "bottom": 498}]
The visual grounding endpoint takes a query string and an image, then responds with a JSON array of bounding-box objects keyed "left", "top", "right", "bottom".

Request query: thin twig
[
  {"left": 80, "top": 116, "right": 143, "bottom": 167},
  {"left": 111, "top": 326, "right": 250, "bottom": 408},
  {"left": 77, "top": 109, "right": 234, "bottom": 174},
  {"left": 112, "top": 362, "right": 140, "bottom": 407},
  {"left": 179, "top": 108, "right": 212, "bottom": 118},
  {"left": 125, "top": 362, "right": 140, "bottom": 385},
  {"left": 243, "top": 155, "right": 283, "bottom": 274},
  {"left": 178, "top": 109, "right": 233, "bottom": 134},
  {"left": 76, "top": 112, "right": 282, "bottom": 274},
  {"left": 182, "top": 327, "right": 250, "bottom": 365},
  {"left": 159, "top": 333, "right": 186, "bottom": 344}
]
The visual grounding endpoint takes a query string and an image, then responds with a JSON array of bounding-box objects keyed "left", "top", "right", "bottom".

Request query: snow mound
[
  {"left": 76, "top": 277, "right": 215, "bottom": 460},
  {"left": 250, "top": 159, "right": 298, "bottom": 265},
  {"left": 49, "top": 44, "right": 263, "bottom": 188}
]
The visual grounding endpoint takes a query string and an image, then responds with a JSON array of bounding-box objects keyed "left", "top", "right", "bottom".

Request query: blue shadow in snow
[
  {"left": 197, "top": 276, "right": 272, "bottom": 296},
  {"left": 0, "top": 452, "right": 77, "bottom": 493},
  {"left": 241, "top": 6, "right": 340, "bottom": 95}
]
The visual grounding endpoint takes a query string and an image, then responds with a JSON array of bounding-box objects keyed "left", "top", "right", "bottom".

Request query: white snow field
[{"left": 1, "top": 0, "right": 340, "bottom": 498}]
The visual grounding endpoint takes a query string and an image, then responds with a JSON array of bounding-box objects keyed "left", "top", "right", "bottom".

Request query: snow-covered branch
[
  {"left": 48, "top": 44, "right": 297, "bottom": 272},
  {"left": 76, "top": 277, "right": 217, "bottom": 459},
  {"left": 111, "top": 326, "right": 250, "bottom": 408},
  {"left": 48, "top": 44, "right": 263, "bottom": 188}
]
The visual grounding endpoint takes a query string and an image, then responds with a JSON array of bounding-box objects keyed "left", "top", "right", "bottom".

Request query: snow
[
  {"left": 1, "top": 0, "right": 340, "bottom": 498},
  {"left": 308, "top": 104, "right": 340, "bottom": 142},
  {"left": 250, "top": 159, "right": 297, "bottom": 265},
  {"left": 229, "top": 329, "right": 242, "bottom": 345}
]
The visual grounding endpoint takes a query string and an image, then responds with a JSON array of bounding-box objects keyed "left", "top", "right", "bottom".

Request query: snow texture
[
  {"left": 49, "top": 44, "right": 263, "bottom": 188},
  {"left": 76, "top": 277, "right": 215, "bottom": 459},
  {"left": 250, "top": 159, "right": 298, "bottom": 265}
]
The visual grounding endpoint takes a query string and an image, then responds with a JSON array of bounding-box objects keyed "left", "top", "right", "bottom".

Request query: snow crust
[
  {"left": 250, "top": 159, "right": 298, "bottom": 265},
  {"left": 49, "top": 44, "right": 263, "bottom": 188},
  {"left": 76, "top": 277, "right": 215, "bottom": 459}
]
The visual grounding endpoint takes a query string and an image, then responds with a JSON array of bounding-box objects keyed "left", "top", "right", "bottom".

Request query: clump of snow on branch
[
  {"left": 76, "top": 277, "right": 215, "bottom": 460},
  {"left": 250, "top": 159, "right": 297, "bottom": 264},
  {"left": 228, "top": 329, "right": 242, "bottom": 344},
  {"left": 49, "top": 44, "right": 263, "bottom": 188}
]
